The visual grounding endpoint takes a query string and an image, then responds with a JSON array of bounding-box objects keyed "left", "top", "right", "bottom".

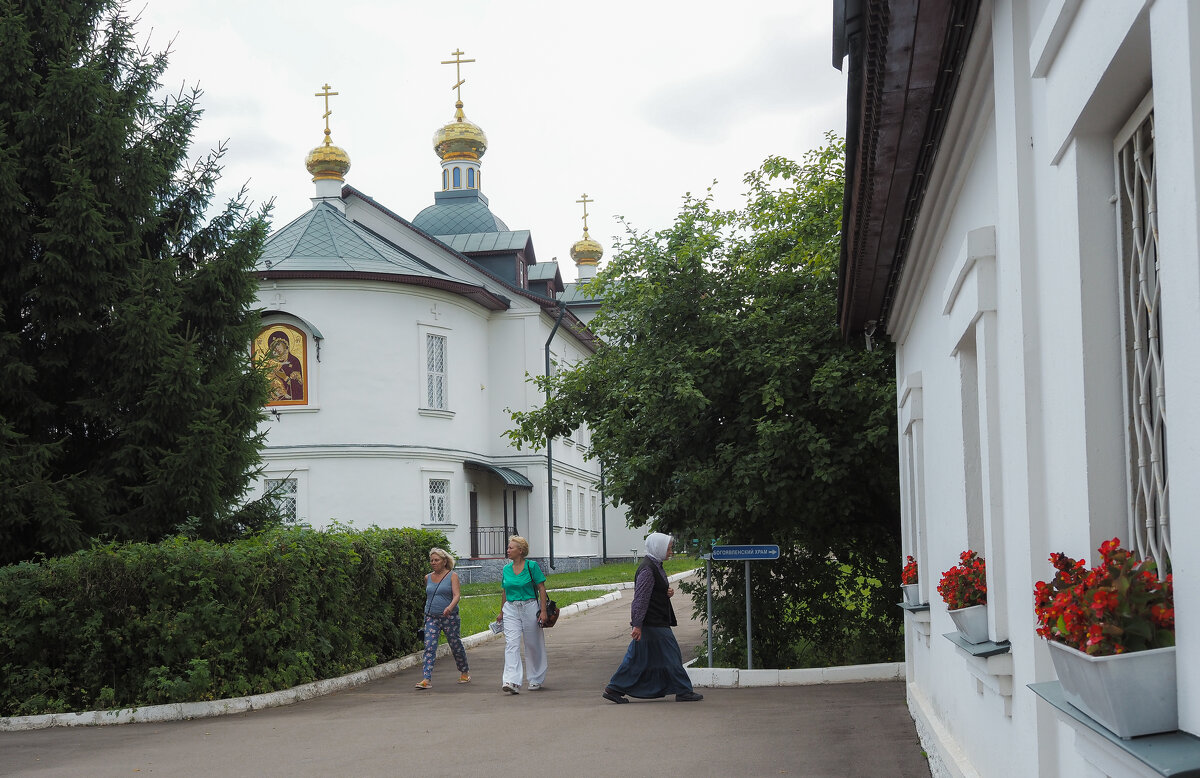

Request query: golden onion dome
[
  {"left": 305, "top": 134, "right": 351, "bottom": 182},
  {"left": 434, "top": 101, "right": 488, "bottom": 161},
  {"left": 570, "top": 233, "right": 603, "bottom": 265}
]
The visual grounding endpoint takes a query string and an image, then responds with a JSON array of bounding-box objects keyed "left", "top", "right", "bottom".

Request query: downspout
[
  {"left": 544, "top": 302, "right": 567, "bottom": 569},
  {"left": 600, "top": 465, "right": 608, "bottom": 563}
]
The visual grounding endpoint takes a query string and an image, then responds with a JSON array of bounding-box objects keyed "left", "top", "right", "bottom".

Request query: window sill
[
  {"left": 418, "top": 408, "right": 455, "bottom": 419},
  {"left": 564, "top": 528, "right": 577, "bottom": 534},
  {"left": 898, "top": 601, "right": 930, "bottom": 613},
  {"left": 267, "top": 405, "right": 320, "bottom": 414},
  {"left": 421, "top": 523, "right": 458, "bottom": 531},
  {"left": 1029, "top": 681, "right": 1200, "bottom": 777},
  {"left": 943, "top": 632, "right": 1014, "bottom": 715},
  {"left": 899, "top": 602, "right": 931, "bottom": 646}
]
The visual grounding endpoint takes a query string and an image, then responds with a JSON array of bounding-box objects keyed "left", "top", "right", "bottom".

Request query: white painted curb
[
  {"left": 0, "top": 589, "right": 623, "bottom": 732},
  {"left": 687, "top": 662, "right": 905, "bottom": 688}
]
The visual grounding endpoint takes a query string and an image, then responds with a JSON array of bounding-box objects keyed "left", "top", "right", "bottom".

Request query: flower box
[
  {"left": 948, "top": 603, "right": 989, "bottom": 644},
  {"left": 1046, "top": 640, "right": 1177, "bottom": 739}
]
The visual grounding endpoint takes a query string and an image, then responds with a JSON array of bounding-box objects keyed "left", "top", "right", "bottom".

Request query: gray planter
[
  {"left": 1046, "top": 640, "right": 1177, "bottom": 738},
  {"left": 947, "top": 604, "right": 988, "bottom": 644},
  {"left": 901, "top": 583, "right": 922, "bottom": 606}
]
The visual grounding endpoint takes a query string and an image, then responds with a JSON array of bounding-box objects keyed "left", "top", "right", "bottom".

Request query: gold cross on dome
[
  {"left": 576, "top": 193, "right": 594, "bottom": 234},
  {"left": 314, "top": 83, "right": 339, "bottom": 140},
  {"left": 441, "top": 49, "right": 476, "bottom": 102}
]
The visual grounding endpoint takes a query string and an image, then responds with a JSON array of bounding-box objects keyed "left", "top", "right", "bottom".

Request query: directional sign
[{"left": 711, "top": 544, "right": 780, "bottom": 561}]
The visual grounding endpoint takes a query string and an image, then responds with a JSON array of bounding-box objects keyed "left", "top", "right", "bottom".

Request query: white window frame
[
  {"left": 418, "top": 324, "right": 453, "bottom": 417},
  {"left": 260, "top": 466, "right": 308, "bottom": 525},
  {"left": 423, "top": 471, "right": 455, "bottom": 526}
]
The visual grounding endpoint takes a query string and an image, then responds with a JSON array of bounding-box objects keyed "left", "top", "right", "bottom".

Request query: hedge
[{"left": 0, "top": 525, "right": 447, "bottom": 716}]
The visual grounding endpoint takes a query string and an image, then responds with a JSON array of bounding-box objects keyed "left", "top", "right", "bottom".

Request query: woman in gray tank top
[{"left": 414, "top": 548, "right": 470, "bottom": 689}]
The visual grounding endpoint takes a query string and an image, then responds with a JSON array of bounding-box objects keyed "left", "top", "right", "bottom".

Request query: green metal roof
[
  {"left": 464, "top": 461, "right": 533, "bottom": 490},
  {"left": 412, "top": 189, "right": 509, "bottom": 236},
  {"left": 438, "top": 231, "right": 531, "bottom": 254},
  {"left": 528, "top": 262, "right": 560, "bottom": 281},
  {"left": 560, "top": 281, "right": 604, "bottom": 305},
  {"left": 259, "top": 202, "right": 459, "bottom": 283}
]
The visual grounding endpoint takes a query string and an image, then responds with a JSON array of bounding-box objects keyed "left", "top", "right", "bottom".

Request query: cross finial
[
  {"left": 314, "top": 83, "right": 339, "bottom": 143},
  {"left": 441, "top": 48, "right": 476, "bottom": 105},
  {"left": 576, "top": 193, "right": 594, "bottom": 235}
]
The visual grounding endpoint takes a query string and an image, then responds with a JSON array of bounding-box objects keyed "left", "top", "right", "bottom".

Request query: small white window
[
  {"left": 552, "top": 483, "right": 560, "bottom": 528},
  {"left": 428, "top": 478, "right": 450, "bottom": 523},
  {"left": 566, "top": 486, "right": 574, "bottom": 528},
  {"left": 426, "top": 333, "right": 447, "bottom": 410},
  {"left": 578, "top": 492, "right": 585, "bottom": 532},
  {"left": 591, "top": 494, "right": 598, "bottom": 531},
  {"left": 265, "top": 477, "right": 298, "bottom": 522}
]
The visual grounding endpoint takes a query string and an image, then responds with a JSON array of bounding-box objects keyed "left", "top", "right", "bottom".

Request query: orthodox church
[{"left": 249, "top": 56, "right": 639, "bottom": 572}]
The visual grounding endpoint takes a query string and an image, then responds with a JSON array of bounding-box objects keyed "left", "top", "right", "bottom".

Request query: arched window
[
  {"left": 442, "top": 169, "right": 448, "bottom": 190},
  {"left": 453, "top": 167, "right": 461, "bottom": 188},
  {"left": 467, "top": 168, "right": 475, "bottom": 188}
]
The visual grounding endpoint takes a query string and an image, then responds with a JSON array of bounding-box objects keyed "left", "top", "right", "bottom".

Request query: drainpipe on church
[{"left": 544, "top": 302, "right": 566, "bottom": 569}]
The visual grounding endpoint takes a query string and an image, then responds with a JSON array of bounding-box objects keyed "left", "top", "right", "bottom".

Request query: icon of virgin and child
[{"left": 254, "top": 326, "right": 306, "bottom": 405}]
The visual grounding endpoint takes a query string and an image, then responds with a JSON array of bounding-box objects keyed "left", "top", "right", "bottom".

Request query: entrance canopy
[{"left": 464, "top": 461, "right": 533, "bottom": 490}]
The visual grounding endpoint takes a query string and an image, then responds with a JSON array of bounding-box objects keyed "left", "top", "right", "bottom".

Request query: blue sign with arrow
[{"left": 711, "top": 544, "right": 780, "bottom": 561}]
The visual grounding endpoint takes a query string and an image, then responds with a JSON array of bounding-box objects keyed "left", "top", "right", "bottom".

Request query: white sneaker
[
  {"left": 528, "top": 682, "right": 542, "bottom": 691},
  {"left": 502, "top": 682, "right": 520, "bottom": 694}
]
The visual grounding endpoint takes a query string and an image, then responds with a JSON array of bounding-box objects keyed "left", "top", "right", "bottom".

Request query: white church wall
[{"left": 893, "top": 1, "right": 1200, "bottom": 775}]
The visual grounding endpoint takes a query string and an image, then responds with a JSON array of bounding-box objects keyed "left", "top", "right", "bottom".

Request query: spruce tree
[{"left": 0, "top": 1, "right": 272, "bottom": 564}]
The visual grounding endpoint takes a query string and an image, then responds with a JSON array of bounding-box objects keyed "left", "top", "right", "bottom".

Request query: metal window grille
[
  {"left": 552, "top": 485, "right": 560, "bottom": 527},
  {"left": 426, "top": 334, "right": 447, "bottom": 409},
  {"left": 578, "top": 493, "right": 585, "bottom": 532},
  {"left": 428, "top": 478, "right": 449, "bottom": 523},
  {"left": 265, "top": 478, "right": 297, "bottom": 522},
  {"left": 566, "top": 487, "right": 573, "bottom": 527},
  {"left": 1117, "top": 107, "right": 1170, "bottom": 576},
  {"left": 591, "top": 495, "right": 598, "bottom": 530}
]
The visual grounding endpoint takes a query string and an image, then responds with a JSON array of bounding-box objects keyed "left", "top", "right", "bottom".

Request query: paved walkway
[{"left": 0, "top": 589, "right": 930, "bottom": 777}]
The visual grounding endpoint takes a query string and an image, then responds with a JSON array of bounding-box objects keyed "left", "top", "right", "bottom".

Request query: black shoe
[
  {"left": 602, "top": 686, "right": 629, "bottom": 704},
  {"left": 675, "top": 692, "right": 704, "bottom": 702}
]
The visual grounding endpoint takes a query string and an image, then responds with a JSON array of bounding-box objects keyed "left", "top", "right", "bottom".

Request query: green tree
[
  {"left": 508, "top": 136, "right": 901, "bottom": 666},
  {"left": 0, "top": 1, "right": 273, "bottom": 564}
]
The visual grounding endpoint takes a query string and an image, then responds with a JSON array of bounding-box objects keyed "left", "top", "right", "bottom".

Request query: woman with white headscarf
[{"left": 602, "top": 532, "right": 703, "bottom": 703}]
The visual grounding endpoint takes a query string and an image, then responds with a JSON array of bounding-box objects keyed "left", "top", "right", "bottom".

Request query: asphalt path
[{"left": 0, "top": 589, "right": 931, "bottom": 777}]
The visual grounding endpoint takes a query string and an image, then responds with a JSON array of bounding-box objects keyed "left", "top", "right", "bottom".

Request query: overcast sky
[{"left": 138, "top": 1, "right": 847, "bottom": 281}]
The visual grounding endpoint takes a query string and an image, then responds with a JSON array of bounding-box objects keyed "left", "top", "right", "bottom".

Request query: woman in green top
[{"left": 496, "top": 535, "right": 549, "bottom": 693}]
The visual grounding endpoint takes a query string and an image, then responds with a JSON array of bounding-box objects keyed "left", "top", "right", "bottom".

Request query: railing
[{"left": 471, "top": 526, "right": 511, "bottom": 558}]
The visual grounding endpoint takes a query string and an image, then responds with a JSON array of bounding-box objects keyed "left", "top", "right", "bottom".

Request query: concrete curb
[
  {"left": 0, "top": 589, "right": 624, "bottom": 732},
  {"left": 687, "top": 662, "right": 905, "bottom": 688}
]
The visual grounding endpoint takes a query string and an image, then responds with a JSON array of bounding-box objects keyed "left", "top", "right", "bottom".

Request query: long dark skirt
[{"left": 607, "top": 626, "right": 694, "bottom": 698}]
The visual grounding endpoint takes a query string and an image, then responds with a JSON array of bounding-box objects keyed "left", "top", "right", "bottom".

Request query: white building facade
[
  {"left": 836, "top": 1, "right": 1200, "bottom": 775},
  {"left": 249, "top": 80, "right": 641, "bottom": 572}
]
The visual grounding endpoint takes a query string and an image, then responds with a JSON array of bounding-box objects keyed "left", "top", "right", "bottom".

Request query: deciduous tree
[{"left": 509, "top": 137, "right": 901, "bottom": 665}]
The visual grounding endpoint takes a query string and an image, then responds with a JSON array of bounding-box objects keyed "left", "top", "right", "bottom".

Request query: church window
[
  {"left": 467, "top": 168, "right": 475, "bottom": 188},
  {"left": 425, "top": 333, "right": 447, "bottom": 410},
  {"left": 428, "top": 478, "right": 449, "bottom": 523},
  {"left": 443, "top": 169, "right": 448, "bottom": 190},
  {"left": 565, "top": 485, "right": 573, "bottom": 528},
  {"left": 1116, "top": 104, "right": 1169, "bottom": 574},
  {"left": 578, "top": 492, "right": 585, "bottom": 532},
  {"left": 453, "top": 167, "right": 461, "bottom": 188},
  {"left": 552, "top": 483, "right": 560, "bottom": 529},
  {"left": 265, "top": 478, "right": 298, "bottom": 523},
  {"left": 591, "top": 494, "right": 598, "bottom": 531}
]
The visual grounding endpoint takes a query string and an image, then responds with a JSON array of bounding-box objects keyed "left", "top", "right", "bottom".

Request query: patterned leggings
[{"left": 422, "top": 613, "right": 469, "bottom": 680}]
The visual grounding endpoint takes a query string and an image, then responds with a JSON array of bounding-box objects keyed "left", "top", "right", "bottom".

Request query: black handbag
[{"left": 528, "top": 564, "right": 560, "bottom": 628}]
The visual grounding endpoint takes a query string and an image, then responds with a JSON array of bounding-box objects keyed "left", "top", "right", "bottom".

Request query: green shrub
[{"left": 0, "top": 525, "right": 446, "bottom": 716}]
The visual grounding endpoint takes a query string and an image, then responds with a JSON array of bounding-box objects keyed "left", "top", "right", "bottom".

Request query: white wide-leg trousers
[{"left": 501, "top": 599, "right": 547, "bottom": 687}]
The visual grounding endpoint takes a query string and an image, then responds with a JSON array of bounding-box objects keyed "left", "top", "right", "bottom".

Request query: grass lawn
[{"left": 458, "top": 556, "right": 702, "bottom": 598}]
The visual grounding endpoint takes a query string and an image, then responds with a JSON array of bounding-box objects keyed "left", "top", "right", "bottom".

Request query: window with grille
[
  {"left": 591, "top": 494, "right": 598, "bottom": 531},
  {"left": 428, "top": 478, "right": 450, "bottom": 523},
  {"left": 426, "top": 333, "right": 447, "bottom": 410},
  {"left": 265, "top": 478, "right": 298, "bottom": 523},
  {"left": 565, "top": 486, "right": 573, "bottom": 527},
  {"left": 552, "top": 484, "right": 560, "bottom": 527},
  {"left": 1116, "top": 104, "right": 1170, "bottom": 576},
  {"left": 578, "top": 492, "right": 585, "bottom": 532}
]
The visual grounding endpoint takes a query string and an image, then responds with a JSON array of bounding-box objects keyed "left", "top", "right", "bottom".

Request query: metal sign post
[
  {"left": 710, "top": 544, "right": 780, "bottom": 670},
  {"left": 701, "top": 553, "right": 713, "bottom": 667}
]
